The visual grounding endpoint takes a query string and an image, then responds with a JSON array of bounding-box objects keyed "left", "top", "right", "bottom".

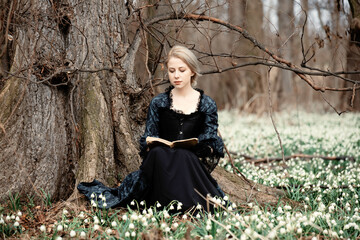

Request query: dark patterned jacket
[{"left": 139, "top": 87, "right": 224, "bottom": 173}]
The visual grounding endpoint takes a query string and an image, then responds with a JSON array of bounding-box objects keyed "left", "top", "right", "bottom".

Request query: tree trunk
[
  {"left": 277, "top": 0, "right": 295, "bottom": 109},
  {"left": 341, "top": 0, "right": 360, "bottom": 110},
  {"left": 0, "top": 0, "right": 288, "bottom": 206}
]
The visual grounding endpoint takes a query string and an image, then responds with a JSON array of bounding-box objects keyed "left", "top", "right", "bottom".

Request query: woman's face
[{"left": 167, "top": 57, "right": 194, "bottom": 89}]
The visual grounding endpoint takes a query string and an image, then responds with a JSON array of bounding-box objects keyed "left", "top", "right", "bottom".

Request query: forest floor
[{"left": 1, "top": 110, "right": 359, "bottom": 239}]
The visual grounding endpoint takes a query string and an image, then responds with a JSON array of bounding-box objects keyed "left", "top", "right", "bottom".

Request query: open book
[{"left": 146, "top": 136, "right": 198, "bottom": 149}]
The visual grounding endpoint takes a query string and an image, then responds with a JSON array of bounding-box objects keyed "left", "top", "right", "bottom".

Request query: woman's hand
[{"left": 191, "top": 142, "right": 213, "bottom": 158}]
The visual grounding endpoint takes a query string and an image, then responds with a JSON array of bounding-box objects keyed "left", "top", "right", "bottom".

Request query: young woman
[{"left": 78, "top": 45, "right": 225, "bottom": 212}]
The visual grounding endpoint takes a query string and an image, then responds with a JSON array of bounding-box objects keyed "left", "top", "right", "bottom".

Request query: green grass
[{"left": 0, "top": 110, "right": 359, "bottom": 239}]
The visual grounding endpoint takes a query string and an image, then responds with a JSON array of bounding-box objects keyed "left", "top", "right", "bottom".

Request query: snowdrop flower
[
  {"left": 0, "top": 218, "right": 4, "bottom": 224},
  {"left": 177, "top": 202, "right": 183, "bottom": 210},
  {"left": 80, "top": 231, "right": 86, "bottom": 239},
  {"left": 169, "top": 205, "right": 174, "bottom": 210},
  {"left": 156, "top": 202, "right": 161, "bottom": 208},
  {"left": 122, "top": 214, "right": 128, "bottom": 221},
  {"left": 57, "top": 225, "right": 63, "bottom": 231},
  {"left": 93, "top": 218, "right": 99, "bottom": 224},
  {"left": 130, "top": 200, "right": 135, "bottom": 206},
  {"left": 94, "top": 224, "right": 100, "bottom": 231},
  {"left": 163, "top": 210, "right": 170, "bottom": 218},
  {"left": 56, "top": 237, "right": 62, "bottom": 240},
  {"left": 70, "top": 230, "right": 76, "bottom": 237},
  {"left": 125, "top": 232, "right": 130, "bottom": 237},
  {"left": 90, "top": 193, "right": 95, "bottom": 198},
  {"left": 140, "top": 201, "right": 145, "bottom": 206},
  {"left": 39, "top": 225, "right": 46, "bottom": 232},
  {"left": 63, "top": 209, "right": 68, "bottom": 215},
  {"left": 131, "top": 231, "right": 136, "bottom": 237},
  {"left": 106, "top": 228, "right": 112, "bottom": 235},
  {"left": 102, "top": 203, "right": 107, "bottom": 208},
  {"left": 10, "top": 215, "right": 15, "bottom": 220},
  {"left": 14, "top": 221, "right": 19, "bottom": 227},
  {"left": 111, "top": 221, "right": 117, "bottom": 227},
  {"left": 182, "top": 214, "right": 187, "bottom": 220},
  {"left": 17, "top": 211, "right": 22, "bottom": 217},
  {"left": 206, "top": 224, "right": 211, "bottom": 230},
  {"left": 172, "top": 222, "right": 179, "bottom": 230},
  {"left": 78, "top": 212, "right": 85, "bottom": 219},
  {"left": 129, "top": 223, "right": 135, "bottom": 229},
  {"left": 196, "top": 204, "right": 202, "bottom": 210},
  {"left": 280, "top": 228, "right": 286, "bottom": 234},
  {"left": 15, "top": 216, "right": 20, "bottom": 221},
  {"left": 130, "top": 213, "right": 138, "bottom": 221},
  {"left": 5, "top": 216, "right": 10, "bottom": 221}
]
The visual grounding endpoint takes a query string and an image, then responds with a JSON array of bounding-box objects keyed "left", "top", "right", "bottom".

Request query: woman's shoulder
[
  {"left": 198, "top": 89, "right": 217, "bottom": 111},
  {"left": 149, "top": 91, "right": 170, "bottom": 108}
]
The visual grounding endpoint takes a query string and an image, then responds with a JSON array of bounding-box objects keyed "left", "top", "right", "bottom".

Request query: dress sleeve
[
  {"left": 139, "top": 98, "right": 160, "bottom": 157},
  {"left": 198, "top": 96, "right": 224, "bottom": 172}
]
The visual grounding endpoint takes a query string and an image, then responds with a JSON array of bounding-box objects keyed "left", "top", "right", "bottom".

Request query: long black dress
[{"left": 77, "top": 87, "right": 225, "bottom": 211}]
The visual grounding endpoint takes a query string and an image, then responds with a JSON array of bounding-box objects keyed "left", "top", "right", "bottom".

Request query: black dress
[{"left": 77, "top": 87, "right": 225, "bottom": 211}]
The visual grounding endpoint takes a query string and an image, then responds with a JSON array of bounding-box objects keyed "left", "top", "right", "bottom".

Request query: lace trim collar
[{"left": 165, "top": 86, "right": 204, "bottom": 115}]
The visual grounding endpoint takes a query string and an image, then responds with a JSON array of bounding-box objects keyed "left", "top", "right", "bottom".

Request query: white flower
[
  {"left": 196, "top": 213, "right": 201, "bottom": 218},
  {"left": 14, "top": 221, "right": 19, "bottom": 227},
  {"left": 15, "top": 216, "right": 20, "bottom": 221},
  {"left": 165, "top": 227, "right": 171, "bottom": 232},
  {"left": 224, "top": 195, "right": 229, "bottom": 201},
  {"left": 80, "top": 231, "right": 86, "bottom": 239},
  {"left": 122, "top": 214, "right": 128, "bottom": 221},
  {"left": 196, "top": 204, "right": 202, "bottom": 210},
  {"left": 94, "top": 218, "right": 99, "bottom": 224},
  {"left": 206, "top": 225, "right": 211, "bottom": 230},
  {"left": 106, "top": 228, "right": 112, "bottom": 235},
  {"left": 63, "top": 209, "right": 69, "bottom": 215},
  {"left": 129, "top": 223, "right": 135, "bottom": 229},
  {"left": 131, "top": 231, "right": 136, "bottom": 237},
  {"left": 57, "top": 225, "right": 63, "bottom": 231},
  {"left": 5, "top": 216, "right": 10, "bottom": 221},
  {"left": 102, "top": 203, "right": 107, "bottom": 208},
  {"left": 182, "top": 214, "right": 187, "bottom": 220},
  {"left": 84, "top": 219, "right": 89, "bottom": 224},
  {"left": 125, "top": 232, "right": 130, "bottom": 237},
  {"left": 130, "top": 200, "right": 135, "bottom": 206},
  {"left": 111, "top": 221, "right": 117, "bottom": 227},
  {"left": 90, "top": 193, "right": 95, "bottom": 198},
  {"left": 70, "top": 230, "right": 76, "bottom": 237},
  {"left": 56, "top": 237, "right": 62, "bottom": 240},
  {"left": 172, "top": 222, "right": 179, "bottom": 229},
  {"left": 40, "top": 225, "right": 46, "bottom": 232},
  {"left": 130, "top": 213, "right": 138, "bottom": 221},
  {"left": 17, "top": 211, "right": 22, "bottom": 217},
  {"left": 169, "top": 205, "right": 174, "bottom": 210},
  {"left": 280, "top": 228, "right": 286, "bottom": 234},
  {"left": 156, "top": 202, "right": 161, "bottom": 208},
  {"left": 94, "top": 224, "right": 100, "bottom": 231},
  {"left": 79, "top": 212, "right": 85, "bottom": 219},
  {"left": 140, "top": 201, "right": 145, "bottom": 206}
]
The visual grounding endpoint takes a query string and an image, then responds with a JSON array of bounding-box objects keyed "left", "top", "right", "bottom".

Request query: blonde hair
[{"left": 165, "top": 45, "right": 201, "bottom": 85}]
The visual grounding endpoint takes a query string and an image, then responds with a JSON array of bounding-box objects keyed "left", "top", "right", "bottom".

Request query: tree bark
[
  {"left": 0, "top": 0, "right": 288, "bottom": 206},
  {"left": 342, "top": 0, "right": 360, "bottom": 110},
  {"left": 277, "top": 0, "right": 295, "bottom": 108}
]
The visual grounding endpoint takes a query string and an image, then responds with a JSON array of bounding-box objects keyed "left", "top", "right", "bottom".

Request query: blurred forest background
[{"left": 136, "top": 0, "right": 359, "bottom": 113}]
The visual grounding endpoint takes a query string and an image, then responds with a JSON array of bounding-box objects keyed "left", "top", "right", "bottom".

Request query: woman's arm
[
  {"left": 197, "top": 95, "right": 224, "bottom": 172},
  {"left": 139, "top": 98, "right": 160, "bottom": 157}
]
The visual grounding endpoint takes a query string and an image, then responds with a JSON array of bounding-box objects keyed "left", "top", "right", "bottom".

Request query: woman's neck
[{"left": 171, "top": 84, "right": 196, "bottom": 97}]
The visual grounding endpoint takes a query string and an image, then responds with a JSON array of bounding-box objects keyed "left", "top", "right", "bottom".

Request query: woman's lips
[{"left": 174, "top": 81, "right": 182, "bottom": 85}]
